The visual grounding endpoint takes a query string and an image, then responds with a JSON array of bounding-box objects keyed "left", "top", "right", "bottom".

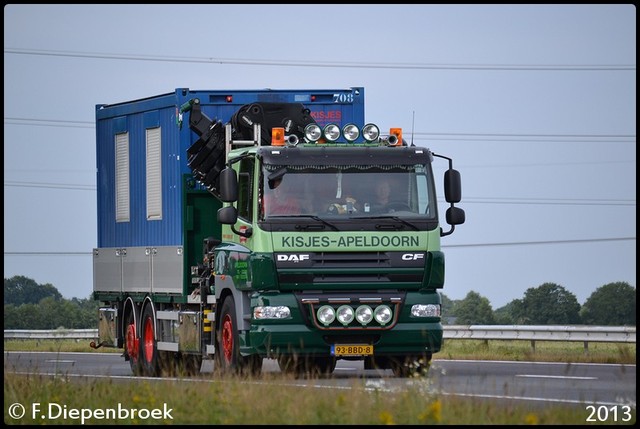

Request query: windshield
[{"left": 261, "top": 164, "right": 436, "bottom": 219}]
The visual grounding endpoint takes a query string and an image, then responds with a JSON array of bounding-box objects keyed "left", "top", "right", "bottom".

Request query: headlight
[
  {"left": 411, "top": 304, "right": 441, "bottom": 317},
  {"left": 336, "top": 305, "right": 354, "bottom": 325},
  {"left": 304, "top": 124, "right": 322, "bottom": 142},
  {"left": 317, "top": 305, "right": 336, "bottom": 326},
  {"left": 373, "top": 305, "right": 392, "bottom": 325},
  {"left": 342, "top": 123, "right": 360, "bottom": 142},
  {"left": 323, "top": 124, "right": 341, "bottom": 142},
  {"left": 362, "top": 123, "right": 380, "bottom": 142},
  {"left": 355, "top": 305, "right": 373, "bottom": 325},
  {"left": 253, "top": 306, "right": 291, "bottom": 320}
]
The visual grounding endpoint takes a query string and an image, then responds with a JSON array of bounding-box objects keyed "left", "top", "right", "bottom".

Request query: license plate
[{"left": 331, "top": 344, "right": 373, "bottom": 356}]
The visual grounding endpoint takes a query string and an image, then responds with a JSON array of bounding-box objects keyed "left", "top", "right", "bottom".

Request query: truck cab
[{"left": 200, "top": 118, "right": 464, "bottom": 377}]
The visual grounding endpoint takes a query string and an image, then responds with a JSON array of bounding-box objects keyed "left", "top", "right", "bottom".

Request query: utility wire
[
  {"left": 4, "top": 181, "right": 96, "bottom": 191},
  {"left": 5, "top": 252, "right": 91, "bottom": 255},
  {"left": 2, "top": 180, "right": 636, "bottom": 207},
  {"left": 4, "top": 117, "right": 636, "bottom": 143},
  {"left": 4, "top": 48, "right": 636, "bottom": 71},
  {"left": 4, "top": 235, "right": 636, "bottom": 256},
  {"left": 443, "top": 236, "right": 635, "bottom": 248}
]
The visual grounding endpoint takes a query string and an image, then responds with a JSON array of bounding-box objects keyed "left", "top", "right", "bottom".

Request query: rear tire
[
  {"left": 124, "top": 308, "right": 142, "bottom": 376},
  {"left": 139, "top": 304, "right": 160, "bottom": 377}
]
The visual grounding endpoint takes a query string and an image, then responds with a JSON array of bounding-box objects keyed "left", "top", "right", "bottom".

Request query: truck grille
[{"left": 276, "top": 251, "right": 425, "bottom": 288}]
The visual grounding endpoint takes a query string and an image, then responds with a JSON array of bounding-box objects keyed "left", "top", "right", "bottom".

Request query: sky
[{"left": 3, "top": 4, "right": 636, "bottom": 309}]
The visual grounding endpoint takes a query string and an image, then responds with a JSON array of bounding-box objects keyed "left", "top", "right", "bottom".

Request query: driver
[
  {"left": 369, "top": 179, "right": 391, "bottom": 213},
  {"left": 265, "top": 177, "right": 300, "bottom": 215}
]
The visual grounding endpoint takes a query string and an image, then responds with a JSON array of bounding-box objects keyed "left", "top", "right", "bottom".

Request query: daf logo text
[{"left": 277, "top": 254, "right": 310, "bottom": 263}]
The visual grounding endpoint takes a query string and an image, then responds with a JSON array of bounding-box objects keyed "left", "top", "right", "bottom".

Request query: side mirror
[
  {"left": 218, "top": 206, "right": 253, "bottom": 238},
  {"left": 219, "top": 167, "right": 238, "bottom": 202},
  {"left": 217, "top": 206, "right": 238, "bottom": 225},
  {"left": 444, "top": 169, "right": 462, "bottom": 203},
  {"left": 441, "top": 206, "right": 465, "bottom": 237},
  {"left": 446, "top": 206, "right": 465, "bottom": 226}
]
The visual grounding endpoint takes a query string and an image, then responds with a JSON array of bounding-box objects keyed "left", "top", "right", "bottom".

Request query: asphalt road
[{"left": 4, "top": 351, "right": 635, "bottom": 414}]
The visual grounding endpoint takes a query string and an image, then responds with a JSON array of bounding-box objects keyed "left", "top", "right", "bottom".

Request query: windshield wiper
[
  {"left": 274, "top": 214, "right": 340, "bottom": 231},
  {"left": 351, "top": 215, "right": 420, "bottom": 231}
]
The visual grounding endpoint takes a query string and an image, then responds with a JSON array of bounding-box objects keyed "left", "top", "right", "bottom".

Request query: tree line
[
  {"left": 4, "top": 276, "right": 98, "bottom": 330},
  {"left": 442, "top": 281, "right": 635, "bottom": 325},
  {"left": 3, "top": 275, "right": 636, "bottom": 330}
]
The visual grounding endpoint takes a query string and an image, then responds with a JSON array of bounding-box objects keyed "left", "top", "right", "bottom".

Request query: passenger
[{"left": 264, "top": 177, "right": 300, "bottom": 215}]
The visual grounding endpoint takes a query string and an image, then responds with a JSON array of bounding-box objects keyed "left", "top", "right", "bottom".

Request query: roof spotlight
[
  {"left": 362, "top": 123, "right": 380, "bottom": 142},
  {"left": 323, "top": 124, "right": 341, "bottom": 142},
  {"left": 342, "top": 124, "right": 360, "bottom": 142},
  {"left": 304, "top": 124, "right": 322, "bottom": 142}
]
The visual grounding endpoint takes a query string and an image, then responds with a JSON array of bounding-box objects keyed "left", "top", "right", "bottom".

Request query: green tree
[
  {"left": 4, "top": 275, "right": 62, "bottom": 305},
  {"left": 4, "top": 303, "right": 40, "bottom": 329},
  {"left": 580, "top": 282, "right": 636, "bottom": 325},
  {"left": 452, "top": 291, "right": 495, "bottom": 325},
  {"left": 439, "top": 292, "right": 455, "bottom": 324},
  {"left": 4, "top": 276, "right": 99, "bottom": 329},
  {"left": 513, "top": 282, "right": 581, "bottom": 325},
  {"left": 493, "top": 300, "right": 521, "bottom": 324}
]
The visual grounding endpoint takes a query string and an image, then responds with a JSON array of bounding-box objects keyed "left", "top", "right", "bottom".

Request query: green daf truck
[{"left": 92, "top": 87, "right": 465, "bottom": 378}]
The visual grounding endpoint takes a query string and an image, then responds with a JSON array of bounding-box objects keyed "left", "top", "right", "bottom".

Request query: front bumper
[{"left": 242, "top": 291, "right": 443, "bottom": 358}]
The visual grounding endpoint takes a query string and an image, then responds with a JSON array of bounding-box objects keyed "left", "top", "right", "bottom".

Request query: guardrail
[
  {"left": 444, "top": 325, "right": 636, "bottom": 351},
  {"left": 4, "top": 329, "right": 98, "bottom": 340},
  {"left": 4, "top": 325, "right": 636, "bottom": 351}
]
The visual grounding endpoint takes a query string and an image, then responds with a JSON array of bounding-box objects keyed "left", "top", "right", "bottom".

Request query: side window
[
  {"left": 237, "top": 158, "right": 254, "bottom": 221},
  {"left": 115, "top": 132, "right": 130, "bottom": 223},
  {"left": 145, "top": 127, "right": 162, "bottom": 220}
]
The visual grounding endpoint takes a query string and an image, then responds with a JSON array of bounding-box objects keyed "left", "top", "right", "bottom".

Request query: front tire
[
  {"left": 390, "top": 354, "right": 432, "bottom": 378},
  {"left": 215, "top": 296, "right": 241, "bottom": 375}
]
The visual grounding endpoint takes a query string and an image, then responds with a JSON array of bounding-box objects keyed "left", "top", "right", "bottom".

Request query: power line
[
  {"left": 5, "top": 252, "right": 91, "bottom": 256},
  {"left": 443, "top": 236, "right": 635, "bottom": 248},
  {"left": 4, "top": 48, "right": 636, "bottom": 71},
  {"left": 459, "top": 197, "right": 636, "bottom": 207},
  {"left": 3, "top": 181, "right": 636, "bottom": 207},
  {"left": 4, "top": 117, "right": 94, "bottom": 129},
  {"left": 5, "top": 236, "right": 635, "bottom": 256},
  {"left": 4, "top": 181, "right": 96, "bottom": 191},
  {"left": 4, "top": 117, "right": 635, "bottom": 143}
]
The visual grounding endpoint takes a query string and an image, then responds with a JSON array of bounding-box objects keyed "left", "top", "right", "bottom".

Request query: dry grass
[{"left": 4, "top": 370, "right": 618, "bottom": 425}]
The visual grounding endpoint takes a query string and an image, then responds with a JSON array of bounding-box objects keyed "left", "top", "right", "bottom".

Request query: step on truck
[{"left": 91, "top": 87, "right": 465, "bottom": 377}]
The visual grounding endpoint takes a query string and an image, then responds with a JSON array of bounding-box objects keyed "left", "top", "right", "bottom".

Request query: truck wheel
[
  {"left": 215, "top": 296, "right": 241, "bottom": 375},
  {"left": 312, "top": 357, "right": 337, "bottom": 376},
  {"left": 124, "top": 309, "right": 142, "bottom": 376},
  {"left": 390, "top": 354, "right": 432, "bottom": 378},
  {"left": 139, "top": 305, "right": 160, "bottom": 377}
]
